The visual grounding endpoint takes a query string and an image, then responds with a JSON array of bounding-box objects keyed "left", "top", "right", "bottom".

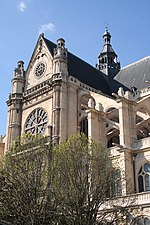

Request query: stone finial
[
  {"left": 53, "top": 38, "right": 68, "bottom": 61},
  {"left": 118, "top": 87, "right": 124, "bottom": 97},
  {"left": 57, "top": 38, "right": 65, "bottom": 48},
  {"left": 88, "top": 98, "right": 95, "bottom": 109},
  {"left": 17, "top": 60, "right": 24, "bottom": 69},
  {"left": 14, "top": 60, "right": 25, "bottom": 77},
  {"left": 96, "top": 103, "right": 104, "bottom": 112},
  {"left": 0, "top": 135, "right": 4, "bottom": 143},
  {"left": 124, "top": 91, "right": 131, "bottom": 100}
]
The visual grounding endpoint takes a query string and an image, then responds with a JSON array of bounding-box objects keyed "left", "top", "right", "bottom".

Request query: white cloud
[
  {"left": 39, "top": 22, "right": 55, "bottom": 34},
  {"left": 18, "top": 1, "right": 26, "bottom": 12}
]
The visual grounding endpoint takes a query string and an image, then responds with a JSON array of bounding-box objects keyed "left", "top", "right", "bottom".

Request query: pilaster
[
  {"left": 117, "top": 97, "right": 136, "bottom": 148},
  {"left": 67, "top": 82, "right": 78, "bottom": 137},
  {"left": 52, "top": 77, "right": 61, "bottom": 145},
  {"left": 119, "top": 148, "right": 135, "bottom": 195},
  {"left": 59, "top": 81, "right": 67, "bottom": 142},
  {"left": 87, "top": 107, "right": 105, "bottom": 145}
]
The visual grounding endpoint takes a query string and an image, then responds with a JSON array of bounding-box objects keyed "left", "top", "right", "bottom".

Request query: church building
[{"left": 1, "top": 28, "right": 150, "bottom": 224}]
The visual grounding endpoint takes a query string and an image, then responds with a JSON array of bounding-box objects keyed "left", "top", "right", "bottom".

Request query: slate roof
[
  {"left": 109, "top": 77, "right": 129, "bottom": 94},
  {"left": 44, "top": 37, "right": 112, "bottom": 96},
  {"left": 67, "top": 52, "right": 112, "bottom": 95},
  {"left": 114, "top": 56, "right": 150, "bottom": 90},
  {"left": 44, "top": 36, "right": 150, "bottom": 96},
  {"left": 100, "top": 44, "right": 116, "bottom": 54}
]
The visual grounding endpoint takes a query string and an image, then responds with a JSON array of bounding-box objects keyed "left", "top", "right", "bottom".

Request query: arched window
[
  {"left": 107, "top": 135, "right": 119, "bottom": 148},
  {"left": 106, "top": 107, "right": 119, "bottom": 123},
  {"left": 106, "top": 169, "right": 122, "bottom": 198},
  {"left": 138, "top": 163, "right": 150, "bottom": 192},
  {"left": 107, "top": 128, "right": 120, "bottom": 148}
]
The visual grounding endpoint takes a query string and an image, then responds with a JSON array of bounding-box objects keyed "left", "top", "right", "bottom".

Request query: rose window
[
  {"left": 25, "top": 108, "right": 48, "bottom": 134},
  {"left": 35, "top": 62, "right": 46, "bottom": 77}
]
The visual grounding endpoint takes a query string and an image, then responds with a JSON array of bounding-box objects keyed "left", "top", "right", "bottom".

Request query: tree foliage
[
  {"left": 0, "top": 134, "right": 133, "bottom": 225},
  {"left": 54, "top": 134, "right": 121, "bottom": 225},
  {"left": 0, "top": 134, "right": 57, "bottom": 225}
]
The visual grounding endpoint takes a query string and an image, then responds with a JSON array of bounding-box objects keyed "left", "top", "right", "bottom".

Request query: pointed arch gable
[{"left": 25, "top": 35, "right": 54, "bottom": 90}]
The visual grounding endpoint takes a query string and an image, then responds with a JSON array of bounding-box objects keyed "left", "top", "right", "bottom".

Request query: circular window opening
[
  {"left": 35, "top": 62, "right": 46, "bottom": 77},
  {"left": 25, "top": 108, "right": 48, "bottom": 135}
]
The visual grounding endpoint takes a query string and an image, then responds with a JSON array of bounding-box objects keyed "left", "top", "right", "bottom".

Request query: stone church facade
[{"left": 1, "top": 28, "right": 150, "bottom": 224}]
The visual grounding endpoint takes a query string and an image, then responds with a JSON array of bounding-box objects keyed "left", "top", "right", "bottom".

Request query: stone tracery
[{"left": 25, "top": 108, "right": 48, "bottom": 135}]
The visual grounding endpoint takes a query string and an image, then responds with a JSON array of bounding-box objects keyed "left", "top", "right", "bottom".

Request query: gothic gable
[{"left": 25, "top": 34, "right": 53, "bottom": 90}]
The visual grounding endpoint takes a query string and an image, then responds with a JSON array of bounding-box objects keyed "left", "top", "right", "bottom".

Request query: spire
[
  {"left": 96, "top": 28, "right": 120, "bottom": 78},
  {"left": 103, "top": 27, "right": 111, "bottom": 45}
]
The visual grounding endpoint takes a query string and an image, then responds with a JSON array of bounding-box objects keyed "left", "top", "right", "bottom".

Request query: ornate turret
[
  {"left": 12, "top": 60, "right": 25, "bottom": 94},
  {"left": 53, "top": 38, "right": 68, "bottom": 75},
  {"left": 96, "top": 28, "right": 120, "bottom": 78},
  {"left": 5, "top": 61, "right": 25, "bottom": 152}
]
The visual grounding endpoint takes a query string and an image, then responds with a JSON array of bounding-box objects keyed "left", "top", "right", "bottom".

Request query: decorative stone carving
[
  {"left": 118, "top": 87, "right": 124, "bottom": 97},
  {"left": 34, "top": 62, "right": 46, "bottom": 78},
  {"left": 88, "top": 98, "right": 95, "bottom": 109},
  {"left": 96, "top": 102, "right": 104, "bottom": 112}
]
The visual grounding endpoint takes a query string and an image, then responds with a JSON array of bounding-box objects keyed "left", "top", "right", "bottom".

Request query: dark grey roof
[
  {"left": 44, "top": 37, "right": 112, "bottom": 96},
  {"left": 109, "top": 77, "right": 130, "bottom": 94},
  {"left": 67, "top": 52, "right": 112, "bottom": 95},
  {"left": 114, "top": 56, "right": 150, "bottom": 90},
  {"left": 101, "top": 44, "right": 116, "bottom": 54}
]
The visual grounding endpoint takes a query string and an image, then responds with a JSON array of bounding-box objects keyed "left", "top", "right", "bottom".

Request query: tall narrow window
[
  {"left": 138, "top": 163, "right": 150, "bottom": 192},
  {"left": 138, "top": 175, "right": 144, "bottom": 192},
  {"left": 80, "top": 117, "right": 88, "bottom": 137},
  {"left": 111, "top": 170, "right": 122, "bottom": 197}
]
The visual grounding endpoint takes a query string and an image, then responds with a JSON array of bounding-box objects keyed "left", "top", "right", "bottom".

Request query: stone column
[
  {"left": 116, "top": 94, "right": 136, "bottom": 195},
  {"left": 119, "top": 149, "right": 135, "bottom": 195},
  {"left": 5, "top": 97, "right": 22, "bottom": 152},
  {"left": 52, "top": 79, "right": 61, "bottom": 144},
  {"left": 59, "top": 81, "right": 67, "bottom": 142},
  {"left": 117, "top": 97, "right": 136, "bottom": 148},
  {"left": 67, "top": 82, "right": 78, "bottom": 137},
  {"left": 87, "top": 101, "right": 105, "bottom": 145}
]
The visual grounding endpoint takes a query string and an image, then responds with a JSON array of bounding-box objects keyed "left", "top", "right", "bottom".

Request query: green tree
[
  {"left": 54, "top": 134, "right": 126, "bottom": 225},
  {"left": 0, "top": 134, "right": 58, "bottom": 225},
  {"left": 0, "top": 134, "right": 134, "bottom": 225}
]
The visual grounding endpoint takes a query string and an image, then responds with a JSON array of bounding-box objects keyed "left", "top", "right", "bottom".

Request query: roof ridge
[{"left": 121, "top": 56, "right": 150, "bottom": 70}]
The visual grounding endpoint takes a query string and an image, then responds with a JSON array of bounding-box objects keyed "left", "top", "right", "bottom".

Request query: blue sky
[{"left": 0, "top": 0, "right": 150, "bottom": 135}]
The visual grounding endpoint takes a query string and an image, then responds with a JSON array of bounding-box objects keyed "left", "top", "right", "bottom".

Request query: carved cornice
[
  {"left": 52, "top": 73, "right": 63, "bottom": 86},
  {"left": 7, "top": 93, "right": 23, "bottom": 106},
  {"left": 23, "top": 79, "right": 52, "bottom": 102}
]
